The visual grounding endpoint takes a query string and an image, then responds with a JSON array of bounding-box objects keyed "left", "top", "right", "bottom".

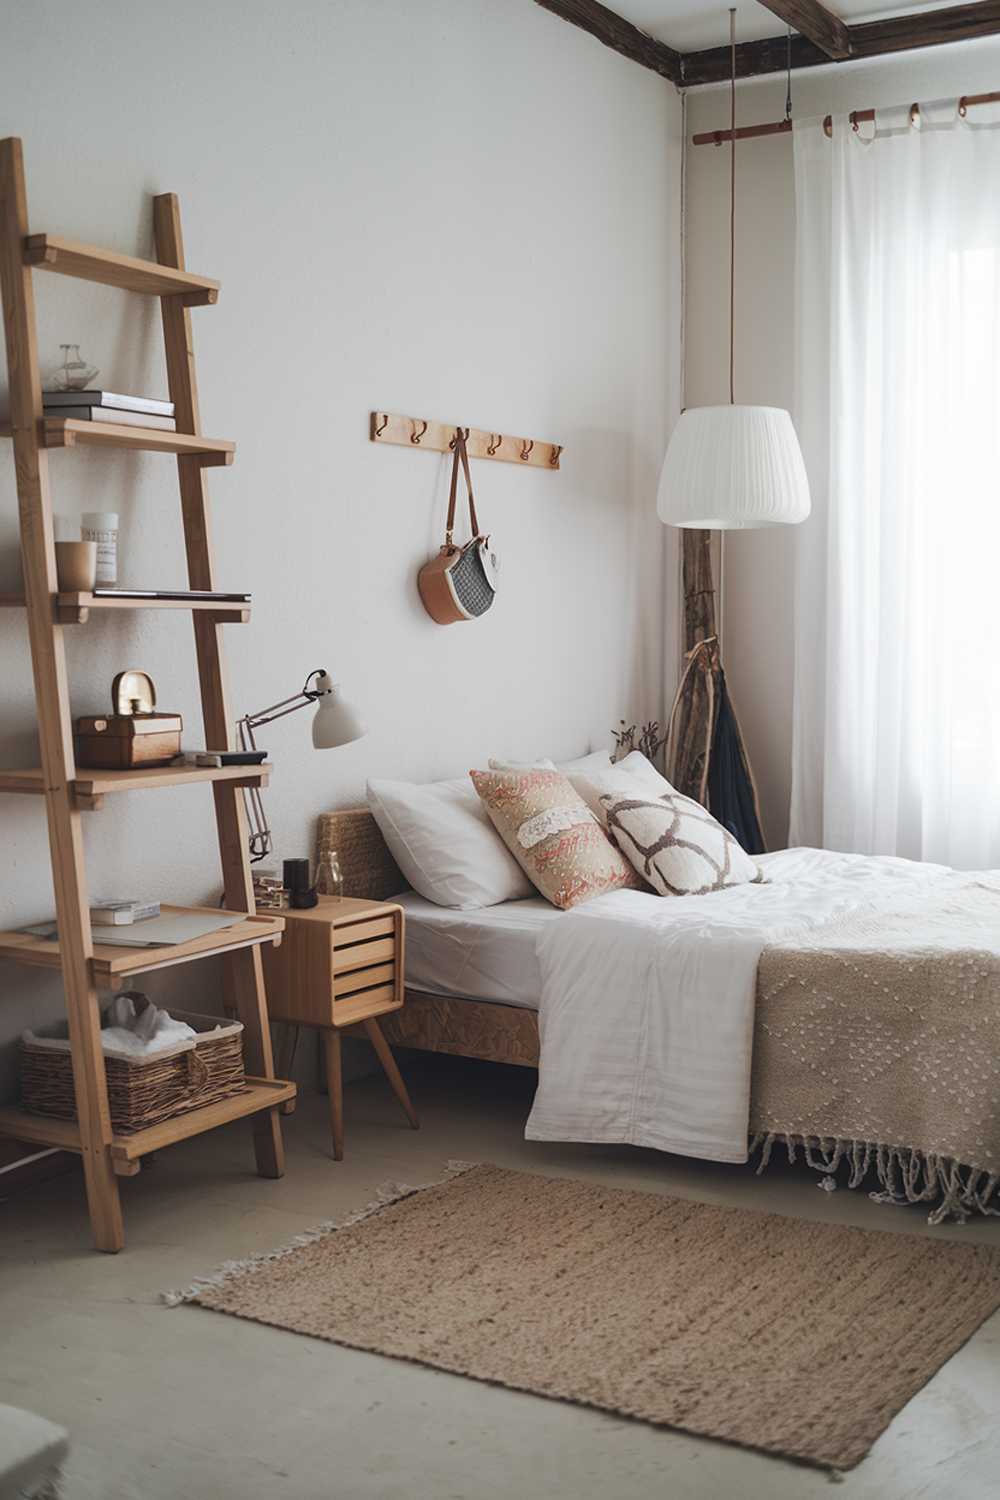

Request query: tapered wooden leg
[
  {"left": 324, "top": 1029, "right": 344, "bottom": 1161},
  {"left": 275, "top": 1023, "right": 299, "bottom": 1116},
  {"left": 363, "top": 1019, "right": 419, "bottom": 1130},
  {"left": 227, "top": 944, "right": 284, "bottom": 1178}
]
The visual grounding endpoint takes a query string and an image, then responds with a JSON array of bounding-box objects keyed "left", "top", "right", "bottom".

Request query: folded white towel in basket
[{"left": 101, "top": 992, "right": 198, "bottom": 1057}]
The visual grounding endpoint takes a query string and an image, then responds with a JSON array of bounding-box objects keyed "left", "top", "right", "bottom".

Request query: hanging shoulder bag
[{"left": 418, "top": 432, "right": 499, "bottom": 625}]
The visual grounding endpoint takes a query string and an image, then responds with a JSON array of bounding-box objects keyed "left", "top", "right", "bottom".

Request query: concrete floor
[{"left": 2, "top": 1055, "right": 998, "bottom": 1500}]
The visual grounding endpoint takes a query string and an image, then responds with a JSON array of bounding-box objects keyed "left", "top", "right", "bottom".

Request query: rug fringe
[
  {"left": 750, "top": 1133, "right": 1000, "bottom": 1226},
  {"left": 161, "top": 1159, "right": 480, "bottom": 1307}
]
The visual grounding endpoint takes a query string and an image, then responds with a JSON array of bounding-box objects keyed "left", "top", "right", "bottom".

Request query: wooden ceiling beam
[
  {"left": 681, "top": 33, "right": 829, "bottom": 87},
  {"left": 682, "top": 0, "right": 1000, "bottom": 84},
  {"left": 537, "top": 0, "right": 1000, "bottom": 89},
  {"left": 755, "top": 1, "right": 851, "bottom": 59},
  {"left": 849, "top": 1, "right": 1000, "bottom": 59},
  {"left": 533, "top": 0, "right": 682, "bottom": 83}
]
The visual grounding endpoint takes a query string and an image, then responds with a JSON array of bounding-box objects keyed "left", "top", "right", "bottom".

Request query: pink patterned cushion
[{"left": 469, "top": 769, "right": 643, "bottom": 910}]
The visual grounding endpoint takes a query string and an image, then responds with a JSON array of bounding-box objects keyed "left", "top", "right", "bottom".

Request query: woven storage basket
[{"left": 21, "top": 1009, "right": 246, "bottom": 1135}]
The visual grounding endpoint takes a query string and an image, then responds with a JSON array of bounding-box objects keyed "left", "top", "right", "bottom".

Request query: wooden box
[{"left": 75, "top": 712, "right": 182, "bottom": 769}]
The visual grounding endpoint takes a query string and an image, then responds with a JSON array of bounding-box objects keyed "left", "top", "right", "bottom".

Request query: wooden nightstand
[{"left": 262, "top": 896, "right": 418, "bottom": 1160}]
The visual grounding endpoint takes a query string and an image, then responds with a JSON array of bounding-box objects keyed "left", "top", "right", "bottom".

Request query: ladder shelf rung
[
  {"left": 0, "top": 762, "right": 271, "bottom": 807},
  {"left": 0, "top": 593, "right": 250, "bottom": 623},
  {"left": 25, "top": 233, "right": 219, "bottom": 303},
  {"left": 0, "top": 906, "right": 285, "bottom": 985},
  {"left": 0, "top": 1078, "right": 296, "bottom": 1161},
  {"left": 0, "top": 419, "right": 234, "bottom": 464}
]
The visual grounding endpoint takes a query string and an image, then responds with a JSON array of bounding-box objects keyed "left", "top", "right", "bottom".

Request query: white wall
[
  {"left": 0, "top": 0, "right": 682, "bottom": 1095},
  {"left": 684, "top": 37, "right": 1000, "bottom": 849}
]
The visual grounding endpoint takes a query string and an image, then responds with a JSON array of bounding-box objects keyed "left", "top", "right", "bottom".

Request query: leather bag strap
[{"left": 445, "top": 431, "right": 480, "bottom": 546}]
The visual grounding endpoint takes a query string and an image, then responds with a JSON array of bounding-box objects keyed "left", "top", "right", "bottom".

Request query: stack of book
[
  {"left": 43, "top": 390, "right": 176, "bottom": 431},
  {"left": 90, "top": 898, "right": 161, "bottom": 926},
  {"left": 252, "top": 869, "right": 285, "bottom": 912}
]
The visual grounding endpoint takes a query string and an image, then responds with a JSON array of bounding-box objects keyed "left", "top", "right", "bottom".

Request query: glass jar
[{"left": 315, "top": 849, "right": 344, "bottom": 900}]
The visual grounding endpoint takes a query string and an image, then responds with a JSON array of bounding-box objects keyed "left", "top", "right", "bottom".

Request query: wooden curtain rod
[{"left": 692, "top": 89, "right": 1000, "bottom": 145}]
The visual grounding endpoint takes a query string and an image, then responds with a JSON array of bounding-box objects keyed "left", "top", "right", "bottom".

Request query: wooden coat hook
[{"left": 370, "top": 411, "right": 562, "bottom": 470}]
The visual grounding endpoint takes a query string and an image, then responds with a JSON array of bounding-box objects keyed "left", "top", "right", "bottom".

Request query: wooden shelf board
[
  {"left": 0, "top": 1078, "right": 295, "bottom": 1161},
  {"left": 25, "top": 233, "right": 219, "bottom": 302},
  {"left": 0, "top": 419, "right": 234, "bottom": 465},
  {"left": 0, "top": 905, "right": 285, "bottom": 982},
  {"left": 0, "top": 1108, "right": 82, "bottom": 1152},
  {"left": 0, "top": 593, "right": 250, "bottom": 623},
  {"left": 110, "top": 1078, "right": 296, "bottom": 1160},
  {"left": 57, "top": 592, "right": 250, "bottom": 623},
  {"left": 0, "top": 762, "right": 271, "bottom": 803}
]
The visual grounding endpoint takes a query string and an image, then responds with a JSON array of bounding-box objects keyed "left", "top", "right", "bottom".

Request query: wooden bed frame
[{"left": 317, "top": 809, "right": 540, "bottom": 1068}]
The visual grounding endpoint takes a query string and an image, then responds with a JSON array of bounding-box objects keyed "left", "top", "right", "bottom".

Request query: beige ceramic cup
[{"left": 55, "top": 540, "right": 98, "bottom": 591}]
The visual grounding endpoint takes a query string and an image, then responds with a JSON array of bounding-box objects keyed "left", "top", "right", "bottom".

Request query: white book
[
  {"left": 43, "top": 389, "right": 174, "bottom": 417},
  {"left": 90, "top": 899, "right": 161, "bottom": 926},
  {"left": 45, "top": 405, "right": 176, "bottom": 431}
]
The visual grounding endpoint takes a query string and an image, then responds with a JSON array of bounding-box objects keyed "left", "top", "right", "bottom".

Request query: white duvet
[{"left": 524, "top": 847, "right": 952, "bottom": 1163}]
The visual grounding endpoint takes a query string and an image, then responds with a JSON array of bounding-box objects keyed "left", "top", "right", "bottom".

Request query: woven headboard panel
[{"left": 316, "top": 808, "right": 408, "bottom": 902}]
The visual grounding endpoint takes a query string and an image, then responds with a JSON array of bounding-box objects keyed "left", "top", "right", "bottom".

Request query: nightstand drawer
[
  {"left": 332, "top": 980, "right": 399, "bottom": 1027},
  {"left": 334, "top": 960, "right": 395, "bottom": 997},
  {"left": 332, "top": 932, "right": 395, "bottom": 975}
]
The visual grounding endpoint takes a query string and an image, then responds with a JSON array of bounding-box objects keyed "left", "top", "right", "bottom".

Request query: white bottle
[{"left": 81, "top": 512, "right": 118, "bottom": 586}]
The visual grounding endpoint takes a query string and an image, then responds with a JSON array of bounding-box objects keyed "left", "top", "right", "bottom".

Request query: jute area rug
[{"left": 168, "top": 1162, "right": 1000, "bottom": 1471}]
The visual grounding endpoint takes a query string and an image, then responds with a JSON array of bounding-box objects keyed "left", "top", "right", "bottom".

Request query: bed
[{"left": 317, "top": 809, "right": 1000, "bottom": 1222}]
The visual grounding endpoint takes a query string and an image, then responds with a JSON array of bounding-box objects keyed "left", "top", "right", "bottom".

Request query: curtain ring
[
  {"left": 519, "top": 439, "right": 534, "bottom": 462},
  {"left": 410, "top": 419, "right": 428, "bottom": 445},
  {"left": 486, "top": 433, "right": 502, "bottom": 456},
  {"left": 373, "top": 412, "right": 389, "bottom": 439}
]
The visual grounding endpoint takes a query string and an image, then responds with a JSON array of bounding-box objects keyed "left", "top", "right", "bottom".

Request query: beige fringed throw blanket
[{"left": 750, "top": 876, "right": 1000, "bottom": 1224}]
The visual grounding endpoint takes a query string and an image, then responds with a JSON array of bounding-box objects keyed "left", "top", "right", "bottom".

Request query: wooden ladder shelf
[{"left": 0, "top": 137, "right": 295, "bottom": 1251}]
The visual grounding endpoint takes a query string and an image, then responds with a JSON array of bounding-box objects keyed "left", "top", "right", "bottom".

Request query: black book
[{"left": 92, "top": 588, "right": 252, "bottom": 603}]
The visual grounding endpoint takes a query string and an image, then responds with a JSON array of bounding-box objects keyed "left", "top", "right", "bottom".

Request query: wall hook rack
[{"left": 370, "top": 411, "right": 562, "bottom": 471}]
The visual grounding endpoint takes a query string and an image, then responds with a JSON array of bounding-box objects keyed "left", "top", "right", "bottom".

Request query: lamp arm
[
  {"left": 240, "top": 668, "right": 331, "bottom": 735},
  {"left": 237, "top": 669, "right": 332, "bottom": 864}
]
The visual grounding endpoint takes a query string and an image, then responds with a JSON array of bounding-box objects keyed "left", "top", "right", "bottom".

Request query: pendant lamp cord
[{"left": 729, "top": 7, "right": 736, "bottom": 407}]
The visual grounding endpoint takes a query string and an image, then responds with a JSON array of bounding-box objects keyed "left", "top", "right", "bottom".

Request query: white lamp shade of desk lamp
[
  {"left": 657, "top": 405, "right": 811, "bottom": 530},
  {"left": 311, "top": 672, "right": 366, "bottom": 749}
]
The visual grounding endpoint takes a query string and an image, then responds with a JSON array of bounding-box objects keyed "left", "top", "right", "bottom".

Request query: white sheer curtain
[{"left": 790, "top": 103, "right": 1000, "bottom": 870}]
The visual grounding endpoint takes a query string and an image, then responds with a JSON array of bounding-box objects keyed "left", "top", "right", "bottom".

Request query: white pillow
[
  {"left": 568, "top": 750, "right": 675, "bottom": 823},
  {"left": 488, "top": 757, "right": 557, "bottom": 771},
  {"left": 367, "top": 777, "right": 533, "bottom": 909}
]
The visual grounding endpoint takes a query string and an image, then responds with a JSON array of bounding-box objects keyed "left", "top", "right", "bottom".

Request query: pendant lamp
[{"left": 657, "top": 12, "right": 810, "bottom": 531}]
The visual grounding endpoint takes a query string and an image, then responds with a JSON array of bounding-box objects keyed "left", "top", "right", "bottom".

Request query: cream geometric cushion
[
  {"left": 600, "top": 790, "right": 765, "bottom": 897},
  {"left": 470, "top": 768, "right": 644, "bottom": 910}
]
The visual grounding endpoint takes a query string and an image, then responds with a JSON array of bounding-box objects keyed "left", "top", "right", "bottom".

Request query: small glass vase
[
  {"left": 315, "top": 850, "right": 344, "bottom": 901},
  {"left": 48, "top": 344, "right": 100, "bottom": 393}
]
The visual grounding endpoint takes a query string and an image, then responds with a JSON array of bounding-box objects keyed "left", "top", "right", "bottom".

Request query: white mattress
[{"left": 397, "top": 892, "right": 560, "bottom": 1010}]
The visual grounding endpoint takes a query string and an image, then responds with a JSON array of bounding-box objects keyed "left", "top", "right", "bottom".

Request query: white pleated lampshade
[{"left": 657, "top": 405, "right": 811, "bottom": 530}]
